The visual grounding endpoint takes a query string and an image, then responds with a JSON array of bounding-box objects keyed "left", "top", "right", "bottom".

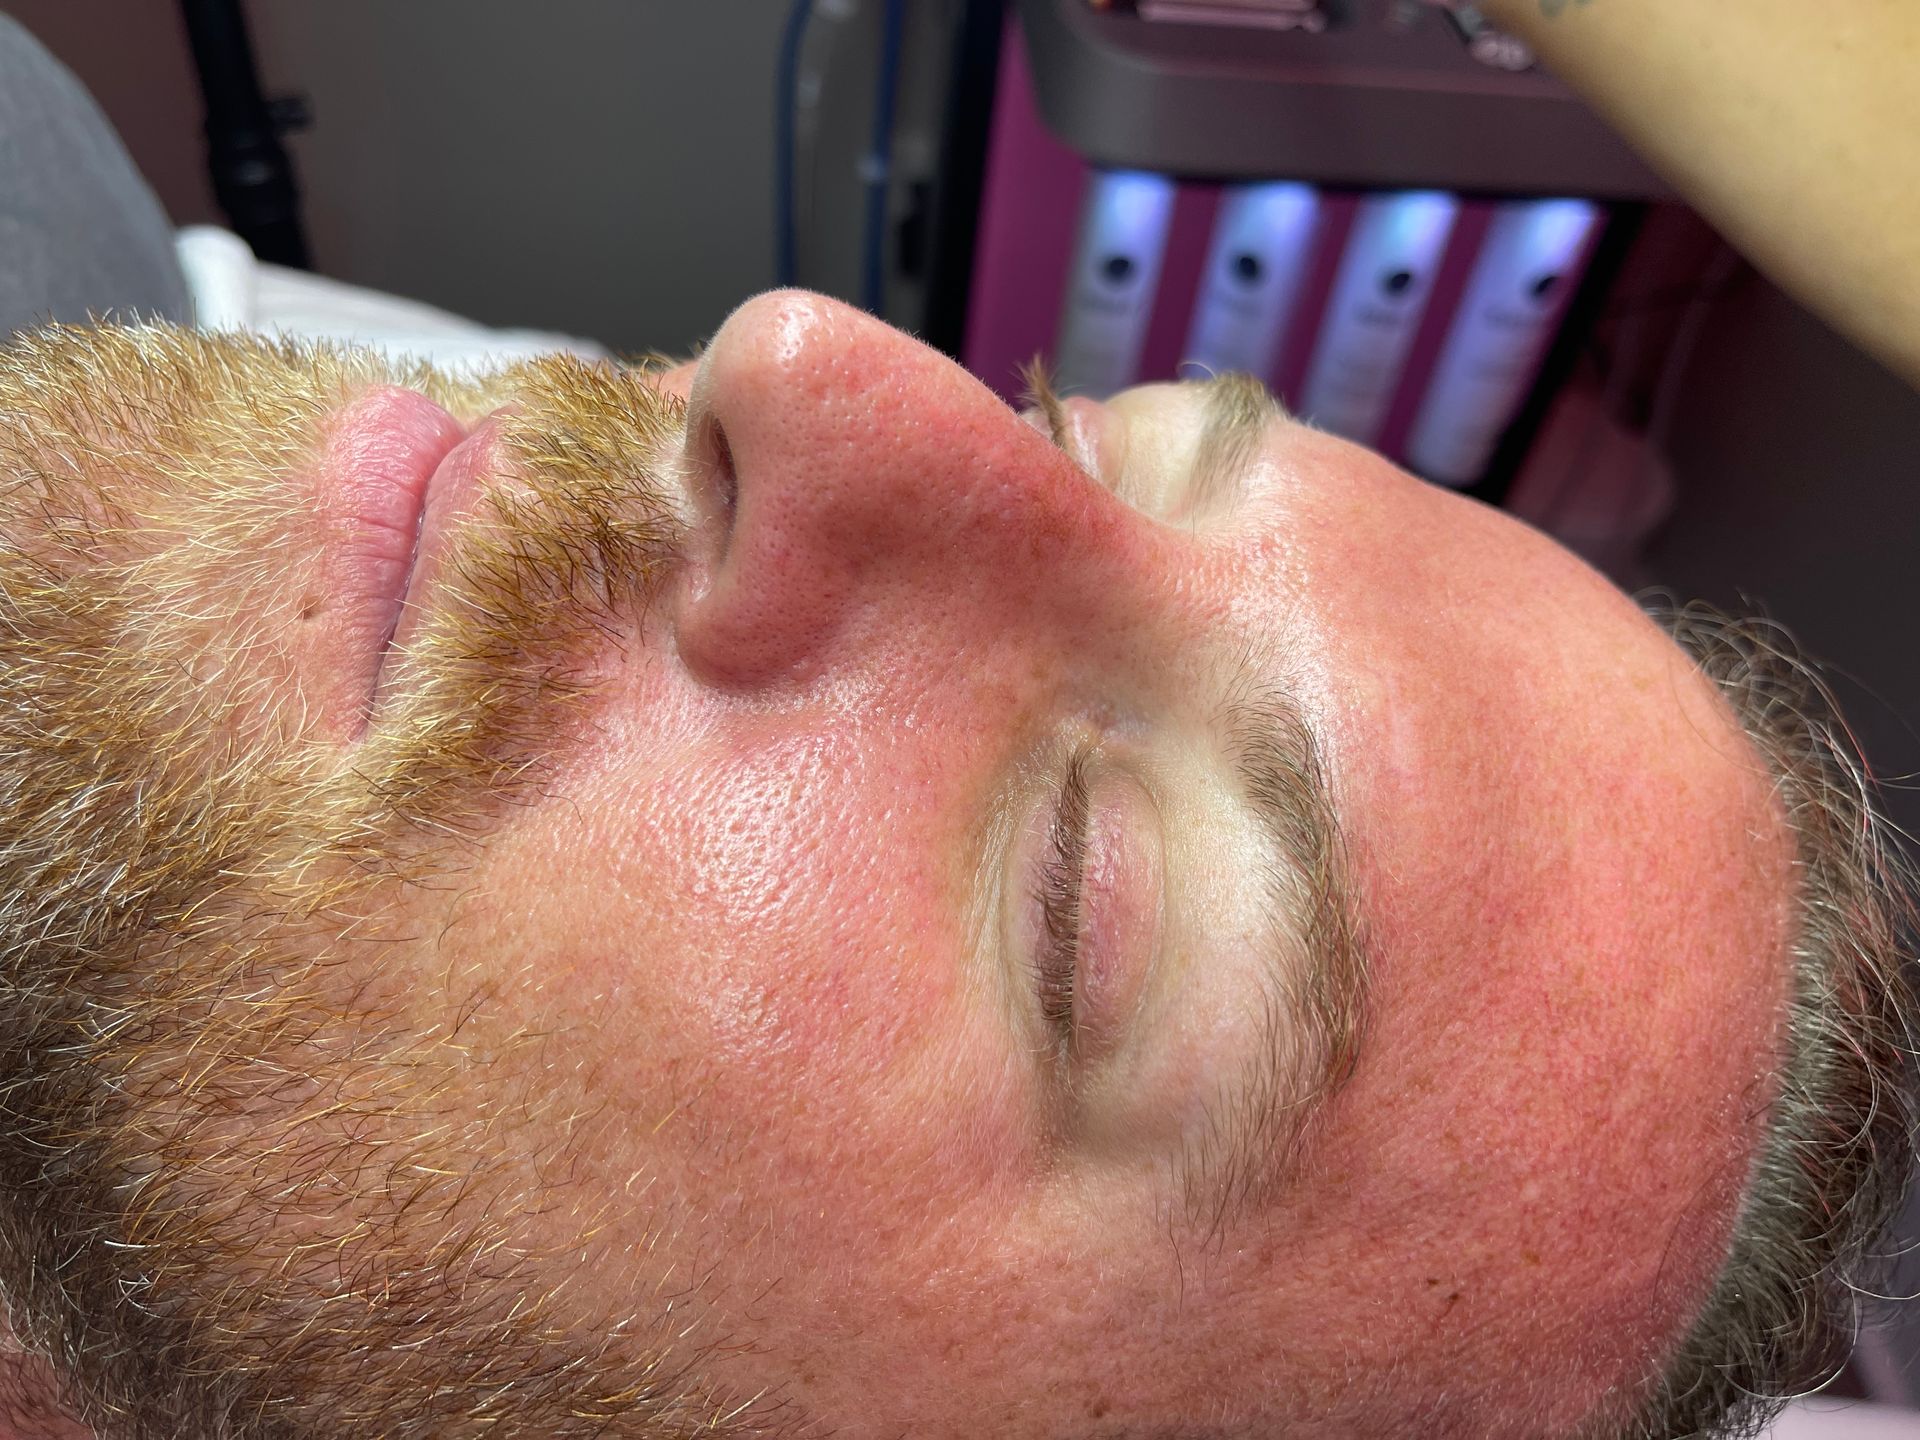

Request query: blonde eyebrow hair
[
  {"left": 1175, "top": 651, "right": 1372, "bottom": 1245},
  {"left": 1190, "top": 371, "right": 1283, "bottom": 508}
]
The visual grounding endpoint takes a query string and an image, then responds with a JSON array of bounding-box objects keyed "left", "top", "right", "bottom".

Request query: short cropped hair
[{"left": 1612, "top": 602, "right": 1920, "bottom": 1440}]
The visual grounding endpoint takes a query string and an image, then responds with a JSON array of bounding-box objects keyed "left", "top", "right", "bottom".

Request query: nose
[{"left": 674, "top": 290, "right": 1148, "bottom": 688}]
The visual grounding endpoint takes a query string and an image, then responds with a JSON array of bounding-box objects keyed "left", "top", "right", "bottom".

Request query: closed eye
[
  {"left": 1033, "top": 744, "right": 1094, "bottom": 1057},
  {"left": 1020, "top": 365, "right": 1280, "bottom": 520}
]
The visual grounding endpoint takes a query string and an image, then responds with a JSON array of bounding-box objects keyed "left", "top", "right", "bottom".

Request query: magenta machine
[{"left": 959, "top": 0, "right": 1670, "bottom": 505}]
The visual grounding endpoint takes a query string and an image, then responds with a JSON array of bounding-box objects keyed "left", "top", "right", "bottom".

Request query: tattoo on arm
[{"left": 1539, "top": 0, "right": 1596, "bottom": 15}]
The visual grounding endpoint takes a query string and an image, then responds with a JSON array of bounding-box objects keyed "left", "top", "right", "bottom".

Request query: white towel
[
  {"left": 1764, "top": 1399, "right": 1920, "bottom": 1437},
  {"left": 173, "top": 225, "right": 611, "bottom": 374}
]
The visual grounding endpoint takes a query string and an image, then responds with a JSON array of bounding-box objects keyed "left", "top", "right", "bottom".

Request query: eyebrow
[
  {"left": 1188, "top": 371, "right": 1283, "bottom": 508},
  {"left": 1019, "top": 366, "right": 1282, "bottom": 502},
  {"left": 1174, "top": 662, "right": 1372, "bottom": 1245}
]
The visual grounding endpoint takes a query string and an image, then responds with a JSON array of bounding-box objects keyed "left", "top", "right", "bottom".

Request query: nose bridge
[{"left": 676, "top": 291, "right": 1148, "bottom": 687}]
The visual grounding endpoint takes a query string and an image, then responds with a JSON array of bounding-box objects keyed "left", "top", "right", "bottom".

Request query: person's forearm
[{"left": 1478, "top": 0, "right": 1920, "bottom": 389}]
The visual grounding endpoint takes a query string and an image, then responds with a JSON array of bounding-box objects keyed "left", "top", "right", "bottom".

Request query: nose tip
[{"left": 672, "top": 290, "right": 1110, "bottom": 689}]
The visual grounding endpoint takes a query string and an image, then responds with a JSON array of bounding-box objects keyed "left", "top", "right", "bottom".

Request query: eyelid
[
  {"left": 1018, "top": 740, "right": 1167, "bottom": 1079},
  {"left": 1057, "top": 399, "right": 1112, "bottom": 483},
  {"left": 1103, "top": 388, "right": 1245, "bottom": 520},
  {"left": 1030, "top": 383, "right": 1272, "bottom": 520},
  {"left": 1023, "top": 395, "right": 1119, "bottom": 494}
]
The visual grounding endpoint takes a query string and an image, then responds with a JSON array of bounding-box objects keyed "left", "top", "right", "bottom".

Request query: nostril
[
  {"left": 710, "top": 420, "right": 738, "bottom": 529},
  {"left": 692, "top": 415, "right": 739, "bottom": 559}
]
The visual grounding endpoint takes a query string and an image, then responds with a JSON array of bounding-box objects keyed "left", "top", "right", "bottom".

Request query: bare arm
[{"left": 1476, "top": 0, "right": 1920, "bottom": 389}]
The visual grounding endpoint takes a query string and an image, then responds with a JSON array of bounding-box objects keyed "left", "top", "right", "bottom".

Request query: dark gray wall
[
  {"left": 1646, "top": 274, "right": 1920, "bottom": 847},
  {"left": 7, "top": 1, "right": 900, "bottom": 358},
  {"left": 247, "top": 1, "right": 791, "bottom": 358}
]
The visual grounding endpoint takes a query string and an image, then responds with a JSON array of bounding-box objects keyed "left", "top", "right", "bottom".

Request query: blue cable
[
  {"left": 862, "top": 0, "right": 908, "bottom": 314},
  {"left": 775, "top": 0, "right": 815, "bottom": 288}
]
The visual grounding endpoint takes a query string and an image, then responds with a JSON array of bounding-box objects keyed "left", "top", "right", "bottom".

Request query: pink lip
[
  {"left": 317, "top": 386, "right": 470, "bottom": 728},
  {"left": 377, "top": 417, "right": 503, "bottom": 683}
]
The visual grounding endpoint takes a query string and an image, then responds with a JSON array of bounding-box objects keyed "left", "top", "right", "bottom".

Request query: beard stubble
[{"left": 0, "top": 327, "right": 798, "bottom": 1439}]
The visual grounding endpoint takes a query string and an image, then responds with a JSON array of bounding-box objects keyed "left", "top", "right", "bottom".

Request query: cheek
[
  {"left": 645, "top": 729, "right": 931, "bottom": 1082},
  {"left": 477, "top": 688, "right": 1035, "bottom": 1248}
]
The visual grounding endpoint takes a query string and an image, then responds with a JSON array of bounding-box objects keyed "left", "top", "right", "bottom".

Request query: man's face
[{"left": 0, "top": 295, "right": 1790, "bottom": 1439}]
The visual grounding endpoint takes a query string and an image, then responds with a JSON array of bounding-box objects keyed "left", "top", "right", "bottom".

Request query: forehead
[{"left": 1219, "top": 419, "right": 1791, "bottom": 1387}]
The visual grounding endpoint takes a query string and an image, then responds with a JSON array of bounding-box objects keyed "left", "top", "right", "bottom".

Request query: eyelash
[{"left": 1033, "top": 748, "right": 1093, "bottom": 1047}]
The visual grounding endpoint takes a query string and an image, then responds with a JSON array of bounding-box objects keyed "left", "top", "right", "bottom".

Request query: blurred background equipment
[
  {"left": 1181, "top": 182, "right": 1322, "bottom": 383},
  {"left": 1295, "top": 189, "right": 1460, "bottom": 448},
  {"left": 956, "top": 0, "right": 1660, "bottom": 507},
  {"left": 1403, "top": 197, "right": 1599, "bottom": 487},
  {"left": 178, "top": 0, "right": 312, "bottom": 268},
  {"left": 1051, "top": 170, "right": 1176, "bottom": 394},
  {"left": 7, "top": 1, "right": 1920, "bottom": 1421}
]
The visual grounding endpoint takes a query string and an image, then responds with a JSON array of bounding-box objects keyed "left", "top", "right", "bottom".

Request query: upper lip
[{"left": 366, "top": 419, "right": 498, "bottom": 716}]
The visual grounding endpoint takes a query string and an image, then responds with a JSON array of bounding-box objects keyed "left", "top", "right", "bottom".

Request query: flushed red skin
[
  {"left": 76, "top": 294, "right": 1803, "bottom": 1437},
  {"left": 517, "top": 296, "right": 1781, "bottom": 1436}
]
